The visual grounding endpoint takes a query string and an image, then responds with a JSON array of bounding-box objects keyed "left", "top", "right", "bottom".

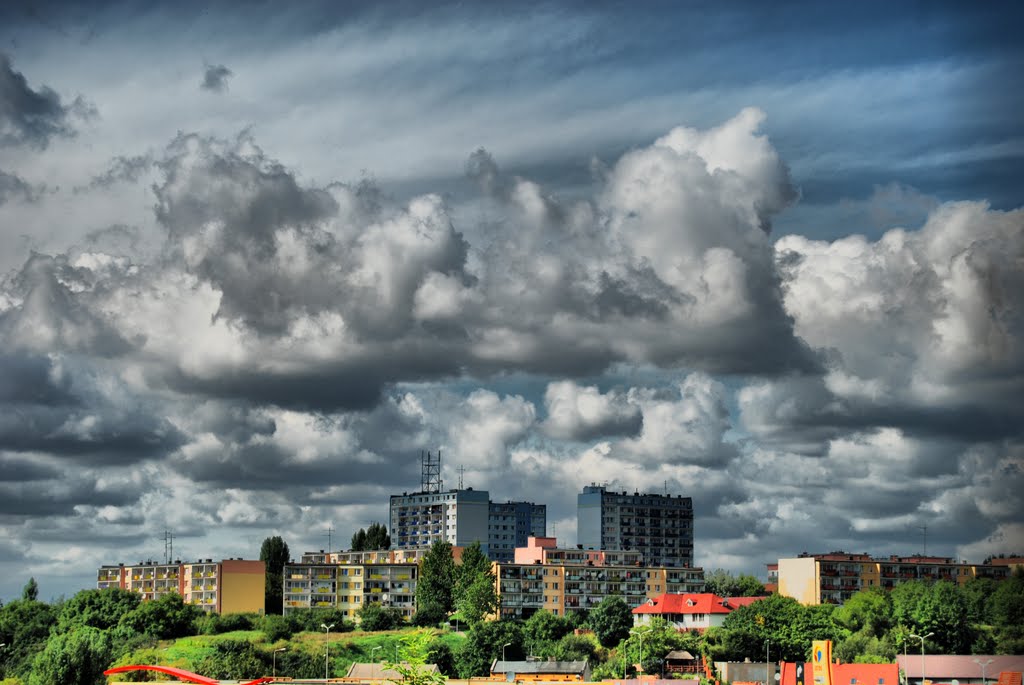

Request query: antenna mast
[
  {"left": 422, "top": 449, "right": 442, "bottom": 493},
  {"left": 917, "top": 524, "right": 928, "bottom": 556},
  {"left": 326, "top": 526, "right": 334, "bottom": 554},
  {"left": 163, "top": 530, "right": 175, "bottom": 564}
]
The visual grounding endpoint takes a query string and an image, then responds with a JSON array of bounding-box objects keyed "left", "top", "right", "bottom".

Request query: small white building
[{"left": 632, "top": 593, "right": 765, "bottom": 631}]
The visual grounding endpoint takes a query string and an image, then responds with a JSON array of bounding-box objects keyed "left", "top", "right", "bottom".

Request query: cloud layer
[{"left": 0, "top": 2, "right": 1021, "bottom": 601}]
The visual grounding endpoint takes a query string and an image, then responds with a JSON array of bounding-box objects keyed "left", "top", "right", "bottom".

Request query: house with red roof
[{"left": 632, "top": 593, "right": 767, "bottom": 631}]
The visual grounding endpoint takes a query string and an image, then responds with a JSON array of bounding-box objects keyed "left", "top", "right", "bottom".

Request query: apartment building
[
  {"left": 282, "top": 551, "right": 418, "bottom": 620},
  {"left": 390, "top": 488, "right": 491, "bottom": 552},
  {"left": 778, "top": 551, "right": 1012, "bottom": 605},
  {"left": 493, "top": 537, "right": 704, "bottom": 618},
  {"left": 96, "top": 558, "right": 265, "bottom": 614},
  {"left": 488, "top": 501, "right": 547, "bottom": 562},
  {"left": 577, "top": 485, "right": 694, "bottom": 568}
]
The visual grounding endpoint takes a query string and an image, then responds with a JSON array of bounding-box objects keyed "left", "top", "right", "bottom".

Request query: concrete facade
[{"left": 577, "top": 485, "right": 694, "bottom": 568}]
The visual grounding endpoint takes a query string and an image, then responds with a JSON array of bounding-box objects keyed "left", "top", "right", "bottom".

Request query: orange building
[{"left": 97, "top": 558, "right": 265, "bottom": 614}]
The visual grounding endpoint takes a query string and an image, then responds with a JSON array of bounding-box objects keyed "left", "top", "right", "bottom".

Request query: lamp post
[
  {"left": 972, "top": 658, "right": 993, "bottom": 685},
  {"left": 371, "top": 645, "right": 382, "bottom": 662},
  {"left": 630, "top": 630, "right": 645, "bottom": 675},
  {"left": 502, "top": 642, "right": 512, "bottom": 663},
  {"left": 395, "top": 643, "right": 400, "bottom": 664},
  {"left": 909, "top": 633, "right": 933, "bottom": 685},
  {"left": 273, "top": 647, "right": 286, "bottom": 679},
  {"left": 766, "top": 640, "right": 770, "bottom": 685},
  {"left": 321, "top": 623, "right": 335, "bottom": 680}
]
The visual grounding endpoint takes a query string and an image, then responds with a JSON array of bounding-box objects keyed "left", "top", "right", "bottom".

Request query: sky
[{"left": 0, "top": 0, "right": 1022, "bottom": 602}]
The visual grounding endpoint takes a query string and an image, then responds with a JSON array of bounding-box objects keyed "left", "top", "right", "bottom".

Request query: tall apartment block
[
  {"left": 577, "top": 484, "right": 694, "bottom": 568},
  {"left": 390, "top": 488, "right": 491, "bottom": 552},
  {"left": 778, "top": 551, "right": 1013, "bottom": 605},
  {"left": 488, "top": 501, "right": 547, "bottom": 562},
  {"left": 493, "top": 536, "right": 705, "bottom": 619},
  {"left": 96, "top": 558, "right": 265, "bottom": 614}
]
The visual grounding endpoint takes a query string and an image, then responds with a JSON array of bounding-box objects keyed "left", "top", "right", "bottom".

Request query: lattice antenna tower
[
  {"left": 163, "top": 530, "right": 175, "bottom": 564},
  {"left": 458, "top": 465, "right": 465, "bottom": 490},
  {"left": 422, "top": 449, "right": 442, "bottom": 493}
]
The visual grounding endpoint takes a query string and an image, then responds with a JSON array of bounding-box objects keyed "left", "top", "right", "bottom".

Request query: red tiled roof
[{"left": 633, "top": 593, "right": 766, "bottom": 615}]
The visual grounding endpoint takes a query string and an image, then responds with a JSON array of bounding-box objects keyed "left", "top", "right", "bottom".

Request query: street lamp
[
  {"left": 273, "top": 648, "right": 286, "bottom": 679},
  {"left": 630, "top": 630, "right": 645, "bottom": 675},
  {"left": 502, "top": 642, "right": 512, "bottom": 663},
  {"left": 766, "top": 640, "right": 771, "bottom": 685},
  {"left": 371, "top": 645, "right": 382, "bottom": 662},
  {"left": 972, "top": 658, "right": 993, "bottom": 685},
  {"left": 322, "top": 623, "right": 335, "bottom": 680},
  {"left": 909, "top": 633, "right": 933, "bottom": 685}
]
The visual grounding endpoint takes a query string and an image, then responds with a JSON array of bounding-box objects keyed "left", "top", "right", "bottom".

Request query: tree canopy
[
  {"left": 586, "top": 595, "right": 633, "bottom": 648},
  {"left": 414, "top": 540, "right": 456, "bottom": 626},
  {"left": 260, "top": 535, "right": 291, "bottom": 615}
]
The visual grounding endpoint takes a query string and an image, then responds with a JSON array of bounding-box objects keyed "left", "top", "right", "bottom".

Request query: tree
[
  {"left": 366, "top": 522, "right": 391, "bottom": 550},
  {"left": 29, "top": 625, "right": 114, "bottom": 685},
  {"left": 833, "top": 587, "right": 892, "bottom": 637},
  {"left": 385, "top": 630, "right": 447, "bottom": 685},
  {"left": 454, "top": 542, "right": 498, "bottom": 626},
  {"left": 736, "top": 574, "right": 768, "bottom": 597},
  {"left": 586, "top": 595, "right": 632, "bottom": 648},
  {"left": 456, "top": 620, "right": 523, "bottom": 678},
  {"left": 0, "top": 599, "right": 57, "bottom": 682},
  {"left": 260, "top": 535, "right": 290, "bottom": 615},
  {"left": 704, "top": 569, "right": 766, "bottom": 597},
  {"left": 118, "top": 592, "right": 201, "bottom": 639},
  {"left": 523, "top": 609, "right": 573, "bottom": 656},
  {"left": 352, "top": 528, "right": 368, "bottom": 551},
  {"left": 196, "top": 640, "right": 265, "bottom": 680},
  {"left": 22, "top": 578, "right": 38, "bottom": 602},
  {"left": 56, "top": 588, "right": 141, "bottom": 633},
  {"left": 415, "top": 540, "right": 456, "bottom": 625},
  {"left": 456, "top": 575, "right": 499, "bottom": 626},
  {"left": 358, "top": 603, "right": 406, "bottom": 631}
]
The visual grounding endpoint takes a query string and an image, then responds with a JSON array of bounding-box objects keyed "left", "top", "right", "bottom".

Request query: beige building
[
  {"left": 778, "top": 551, "right": 1011, "bottom": 605},
  {"left": 495, "top": 537, "right": 704, "bottom": 618},
  {"left": 283, "top": 550, "right": 420, "bottom": 620},
  {"left": 96, "top": 558, "right": 266, "bottom": 614}
]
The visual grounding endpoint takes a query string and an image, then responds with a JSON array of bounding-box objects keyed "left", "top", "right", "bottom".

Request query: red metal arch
[{"left": 103, "top": 664, "right": 273, "bottom": 685}]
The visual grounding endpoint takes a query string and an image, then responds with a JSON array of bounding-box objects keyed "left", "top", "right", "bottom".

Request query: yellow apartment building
[
  {"left": 778, "top": 551, "right": 1012, "bottom": 605},
  {"left": 96, "top": 558, "right": 265, "bottom": 614}
]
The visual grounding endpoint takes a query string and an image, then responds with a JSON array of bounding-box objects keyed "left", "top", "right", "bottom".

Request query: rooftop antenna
[
  {"left": 422, "top": 450, "right": 442, "bottom": 493},
  {"left": 163, "top": 530, "right": 174, "bottom": 564},
  {"left": 917, "top": 524, "right": 928, "bottom": 556},
  {"left": 326, "top": 526, "right": 334, "bottom": 553},
  {"left": 458, "top": 465, "right": 465, "bottom": 490}
]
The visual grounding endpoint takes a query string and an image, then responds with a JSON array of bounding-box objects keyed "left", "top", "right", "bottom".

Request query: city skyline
[{"left": 1, "top": 0, "right": 1022, "bottom": 602}]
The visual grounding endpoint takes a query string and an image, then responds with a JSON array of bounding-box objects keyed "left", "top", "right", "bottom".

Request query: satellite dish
[{"left": 776, "top": 674, "right": 782, "bottom": 681}]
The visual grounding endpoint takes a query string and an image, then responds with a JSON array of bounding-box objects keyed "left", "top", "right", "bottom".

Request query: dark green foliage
[
  {"left": 0, "top": 598, "right": 57, "bottom": 681},
  {"left": 704, "top": 569, "right": 767, "bottom": 597},
  {"left": 523, "top": 609, "right": 573, "bottom": 656},
  {"left": 960, "top": 577, "right": 997, "bottom": 623},
  {"left": 22, "top": 577, "right": 39, "bottom": 602},
  {"left": 274, "top": 648, "right": 324, "bottom": 679},
  {"left": 260, "top": 613, "right": 295, "bottom": 642},
  {"left": 196, "top": 639, "right": 266, "bottom": 680},
  {"left": 416, "top": 540, "right": 456, "bottom": 620},
  {"left": 290, "top": 608, "right": 352, "bottom": 633},
  {"left": 412, "top": 603, "right": 447, "bottom": 627},
  {"left": 118, "top": 592, "right": 201, "bottom": 640},
  {"left": 586, "top": 595, "right": 633, "bottom": 648},
  {"left": 428, "top": 640, "right": 457, "bottom": 677},
  {"left": 56, "top": 588, "right": 141, "bottom": 633},
  {"left": 453, "top": 542, "right": 498, "bottom": 626},
  {"left": 358, "top": 603, "right": 406, "bottom": 631},
  {"left": 456, "top": 619, "right": 523, "bottom": 677},
  {"left": 720, "top": 594, "right": 838, "bottom": 661},
  {"left": 554, "top": 633, "right": 597, "bottom": 662},
  {"left": 833, "top": 587, "right": 892, "bottom": 636},
  {"left": 351, "top": 522, "right": 391, "bottom": 551},
  {"left": 260, "top": 536, "right": 290, "bottom": 615},
  {"left": 29, "top": 625, "right": 114, "bottom": 685}
]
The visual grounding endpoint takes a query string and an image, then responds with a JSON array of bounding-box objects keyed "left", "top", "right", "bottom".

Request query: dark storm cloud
[
  {"left": 0, "top": 51, "right": 87, "bottom": 148},
  {"left": 0, "top": 454, "right": 62, "bottom": 481},
  {"left": 0, "top": 352, "right": 185, "bottom": 464},
  {"left": 0, "top": 476, "right": 142, "bottom": 516},
  {"left": 200, "top": 63, "right": 232, "bottom": 92}
]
